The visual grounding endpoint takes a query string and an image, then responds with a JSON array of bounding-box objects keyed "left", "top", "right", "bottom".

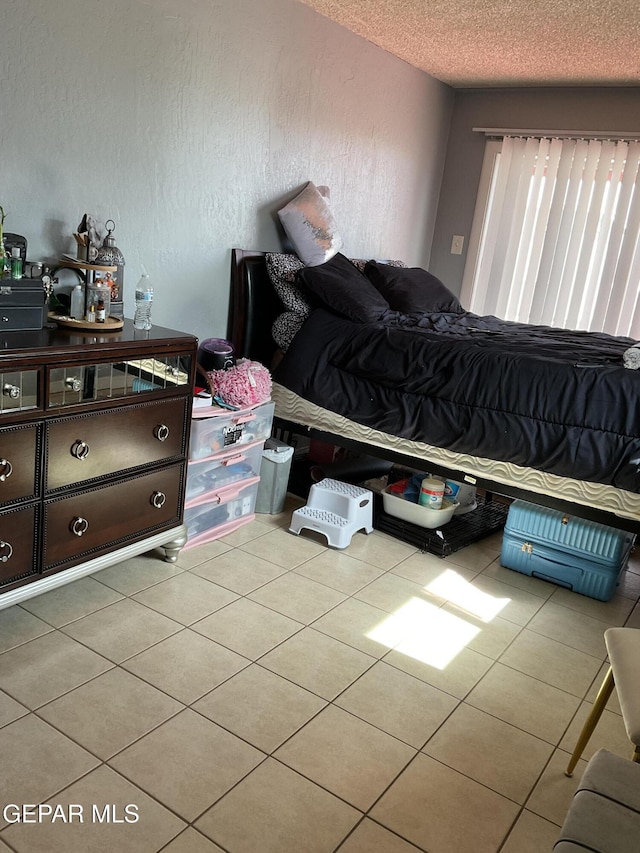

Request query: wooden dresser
[{"left": 0, "top": 320, "right": 197, "bottom": 610}]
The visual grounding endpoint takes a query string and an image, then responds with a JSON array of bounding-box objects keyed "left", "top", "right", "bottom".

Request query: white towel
[{"left": 623, "top": 343, "right": 640, "bottom": 369}]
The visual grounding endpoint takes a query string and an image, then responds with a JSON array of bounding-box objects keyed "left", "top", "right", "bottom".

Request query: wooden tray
[
  {"left": 58, "top": 256, "right": 117, "bottom": 273},
  {"left": 48, "top": 313, "right": 124, "bottom": 331}
]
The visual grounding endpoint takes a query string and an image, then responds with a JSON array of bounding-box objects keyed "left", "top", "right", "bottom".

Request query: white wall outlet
[{"left": 451, "top": 235, "right": 464, "bottom": 255}]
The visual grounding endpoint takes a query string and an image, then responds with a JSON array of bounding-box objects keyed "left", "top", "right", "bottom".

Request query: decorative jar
[{"left": 86, "top": 281, "right": 111, "bottom": 323}]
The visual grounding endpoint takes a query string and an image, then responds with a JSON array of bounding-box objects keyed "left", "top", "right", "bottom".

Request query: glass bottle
[
  {"left": 0, "top": 240, "right": 9, "bottom": 278},
  {"left": 70, "top": 285, "right": 85, "bottom": 320},
  {"left": 86, "top": 281, "right": 111, "bottom": 322},
  {"left": 0, "top": 203, "right": 8, "bottom": 278},
  {"left": 10, "top": 247, "right": 23, "bottom": 279}
]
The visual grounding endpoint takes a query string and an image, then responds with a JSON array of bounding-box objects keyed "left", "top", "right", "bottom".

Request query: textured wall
[
  {"left": 0, "top": 0, "right": 452, "bottom": 342},
  {"left": 430, "top": 87, "right": 640, "bottom": 296}
]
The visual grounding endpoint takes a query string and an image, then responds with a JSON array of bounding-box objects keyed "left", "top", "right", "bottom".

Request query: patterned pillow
[
  {"left": 272, "top": 311, "right": 307, "bottom": 351},
  {"left": 277, "top": 182, "right": 343, "bottom": 266},
  {"left": 350, "top": 258, "right": 407, "bottom": 273},
  {"left": 265, "top": 253, "right": 311, "bottom": 316}
]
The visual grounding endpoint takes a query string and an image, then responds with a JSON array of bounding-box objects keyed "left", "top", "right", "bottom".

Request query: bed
[{"left": 228, "top": 248, "right": 640, "bottom": 534}]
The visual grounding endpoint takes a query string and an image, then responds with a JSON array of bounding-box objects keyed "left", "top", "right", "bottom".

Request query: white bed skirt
[{"left": 272, "top": 383, "right": 640, "bottom": 525}]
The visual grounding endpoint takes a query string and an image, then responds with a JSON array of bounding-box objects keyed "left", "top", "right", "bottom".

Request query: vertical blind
[{"left": 469, "top": 136, "right": 640, "bottom": 338}]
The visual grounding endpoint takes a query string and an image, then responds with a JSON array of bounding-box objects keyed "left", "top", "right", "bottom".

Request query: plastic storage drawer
[
  {"left": 186, "top": 440, "right": 263, "bottom": 503},
  {"left": 189, "top": 401, "right": 275, "bottom": 460},
  {"left": 184, "top": 475, "right": 260, "bottom": 548},
  {"left": 500, "top": 500, "right": 635, "bottom": 601}
]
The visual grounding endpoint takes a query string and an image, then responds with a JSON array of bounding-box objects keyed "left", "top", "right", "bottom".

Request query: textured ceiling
[{"left": 297, "top": 0, "right": 640, "bottom": 87}]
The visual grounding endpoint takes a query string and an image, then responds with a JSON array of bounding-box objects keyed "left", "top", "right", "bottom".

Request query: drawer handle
[
  {"left": 65, "top": 377, "right": 82, "bottom": 392},
  {"left": 71, "top": 440, "right": 90, "bottom": 460},
  {"left": 2, "top": 383, "right": 20, "bottom": 399},
  {"left": 0, "top": 458, "right": 13, "bottom": 481},
  {"left": 154, "top": 424, "right": 170, "bottom": 442},
  {"left": 1, "top": 316, "right": 9, "bottom": 323},
  {"left": 70, "top": 517, "right": 89, "bottom": 537},
  {"left": 0, "top": 540, "right": 13, "bottom": 562},
  {"left": 151, "top": 490, "right": 167, "bottom": 509},
  {"left": 222, "top": 453, "right": 245, "bottom": 467}
]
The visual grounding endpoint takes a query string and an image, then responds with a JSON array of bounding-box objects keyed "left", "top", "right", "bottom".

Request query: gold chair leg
[{"left": 565, "top": 666, "right": 615, "bottom": 777}]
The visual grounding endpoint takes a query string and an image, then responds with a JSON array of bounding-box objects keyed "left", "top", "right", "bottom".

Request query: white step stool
[{"left": 289, "top": 478, "right": 373, "bottom": 549}]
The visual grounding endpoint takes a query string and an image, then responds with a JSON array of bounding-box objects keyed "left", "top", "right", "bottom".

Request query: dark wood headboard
[{"left": 227, "top": 249, "right": 281, "bottom": 367}]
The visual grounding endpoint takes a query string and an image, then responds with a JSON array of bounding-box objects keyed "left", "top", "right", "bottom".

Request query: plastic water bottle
[
  {"left": 70, "top": 284, "right": 84, "bottom": 320},
  {"left": 134, "top": 268, "right": 153, "bottom": 330}
]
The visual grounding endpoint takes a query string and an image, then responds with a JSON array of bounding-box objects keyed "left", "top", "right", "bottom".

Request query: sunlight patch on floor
[
  {"left": 426, "top": 568, "right": 510, "bottom": 622},
  {"left": 366, "top": 569, "right": 511, "bottom": 669}
]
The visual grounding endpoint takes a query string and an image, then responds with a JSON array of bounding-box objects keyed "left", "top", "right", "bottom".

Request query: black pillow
[
  {"left": 298, "top": 253, "right": 390, "bottom": 323},
  {"left": 364, "top": 261, "right": 464, "bottom": 314}
]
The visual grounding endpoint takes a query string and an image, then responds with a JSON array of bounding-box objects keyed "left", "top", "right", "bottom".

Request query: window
[{"left": 462, "top": 135, "right": 640, "bottom": 338}]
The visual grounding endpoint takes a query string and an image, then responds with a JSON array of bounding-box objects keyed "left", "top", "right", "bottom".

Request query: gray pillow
[{"left": 277, "top": 182, "right": 343, "bottom": 266}]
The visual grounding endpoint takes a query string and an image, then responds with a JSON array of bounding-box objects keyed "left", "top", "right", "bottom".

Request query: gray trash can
[{"left": 255, "top": 439, "right": 294, "bottom": 514}]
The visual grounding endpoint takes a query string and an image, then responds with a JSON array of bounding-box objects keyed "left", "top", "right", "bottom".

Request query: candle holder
[{"left": 94, "top": 219, "right": 125, "bottom": 318}]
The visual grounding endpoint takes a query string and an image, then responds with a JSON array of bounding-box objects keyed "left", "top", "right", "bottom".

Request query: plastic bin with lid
[{"left": 189, "top": 400, "right": 274, "bottom": 461}]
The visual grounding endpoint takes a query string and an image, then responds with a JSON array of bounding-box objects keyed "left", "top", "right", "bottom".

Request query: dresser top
[{"left": 0, "top": 319, "right": 198, "bottom": 365}]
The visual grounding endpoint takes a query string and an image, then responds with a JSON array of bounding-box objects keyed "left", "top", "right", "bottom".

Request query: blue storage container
[{"left": 501, "top": 500, "right": 635, "bottom": 601}]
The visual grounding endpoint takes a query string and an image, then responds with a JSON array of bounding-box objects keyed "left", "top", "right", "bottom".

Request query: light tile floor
[{"left": 1, "top": 496, "right": 639, "bottom": 852}]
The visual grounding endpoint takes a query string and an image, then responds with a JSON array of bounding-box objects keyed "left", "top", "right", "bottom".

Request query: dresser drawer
[
  {"left": 0, "top": 423, "right": 40, "bottom": 506},
  {"left": 0, "top": 503, "right": 38, "bottom": 585},
  {"left": 47, "top": 354, "right": 192, "bottom": 409},
  {"left": 0, "top": 369, "right": 40, "bottom": 415},
  {"left": 45, "top": 398, "right": 188, "bottom": 491},
  {"left": 0, "top": 306, "right": 45, "bottom": 332},
  {"left": 43, "top": 463, "right": 185, "bottom": 570}
]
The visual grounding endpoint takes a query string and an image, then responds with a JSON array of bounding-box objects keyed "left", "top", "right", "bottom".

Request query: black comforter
[{"left": 274, "top": 308, "right": 640, "bottom": 492}]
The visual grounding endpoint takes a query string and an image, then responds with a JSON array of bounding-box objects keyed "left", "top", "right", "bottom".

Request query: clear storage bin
[
  {"left": 189, "top": 400, "right": 275, "bottom": 460},
  {"left": 184, "top": 476, "right": 260, "bottom": 544},
  {"left": 186, "top": 440, "right": 263, "bottom": 502}
]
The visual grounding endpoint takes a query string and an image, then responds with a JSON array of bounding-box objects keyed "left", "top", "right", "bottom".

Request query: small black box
[{"left": 0, "top": 276, "right": 47, "bottom": 330}]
